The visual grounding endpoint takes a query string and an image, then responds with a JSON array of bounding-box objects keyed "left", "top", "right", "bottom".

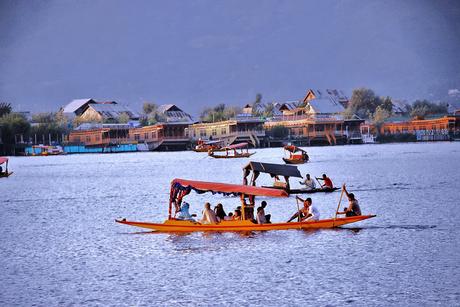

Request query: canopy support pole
[{"left": 333, "top": 185, "right": 345, "bottom": 226}]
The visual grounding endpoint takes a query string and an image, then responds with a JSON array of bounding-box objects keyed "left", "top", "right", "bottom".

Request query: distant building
[
  {"left": 303, "top": 89, "right": 349, "bottom": 108},
  {"left": 60, "top": 99, "right": 97, "bottom": 118},
  {"left": 79, "top": 103, "right": 140, "bottom": 123},
  {"left": 188, "top": 117, "right": 266, "bottom": 147},
  {"left": 157, "top": 104, "right": 193, "bottom": 123}
]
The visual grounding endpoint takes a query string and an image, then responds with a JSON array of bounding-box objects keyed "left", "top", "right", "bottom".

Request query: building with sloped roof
[
  {"left": 157, "top": 104, "right": 193, "bottom": 123},
  {"left": 79, "top": 103, "right": 140, "bottom": 123}
]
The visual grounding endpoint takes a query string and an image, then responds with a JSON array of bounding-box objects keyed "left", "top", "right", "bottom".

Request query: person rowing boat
[
  {"left": 337, "top": 184, "right": 362, "bottom": 217},
  {"left": 316, "top": 174, "right": 333, "bottom": 189},
  {"left": 287, "top": 196, "right": 320, "bottom": 222}
]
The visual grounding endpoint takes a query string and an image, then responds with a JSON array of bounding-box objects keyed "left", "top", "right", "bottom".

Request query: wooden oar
[
  {"left": 334, "top": 184, "right": 345, "bottom": 220},
  {"left": 295, "top": 197, "right": 303, "bottom": 229}
]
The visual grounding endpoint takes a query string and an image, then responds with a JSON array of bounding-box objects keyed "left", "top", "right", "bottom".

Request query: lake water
[{"left": 1, "top": 143, "right": 459, "bottom": 306}]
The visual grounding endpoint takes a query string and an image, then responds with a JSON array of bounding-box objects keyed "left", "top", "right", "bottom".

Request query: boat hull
[
  {"left": 209, "top": 152, "right": 255, "bottom": 159},
  {"left": 0, "top": 172, "right": 13, "bottom": 178},
  {"left": 116, "top": 215, "right": 376, "bottom": 232},
  {"left": 283, "top": 157, "right": 307, "bottom": 164},
  {"left": 289, "top": 187, "right": 339, "bottom": 194}
]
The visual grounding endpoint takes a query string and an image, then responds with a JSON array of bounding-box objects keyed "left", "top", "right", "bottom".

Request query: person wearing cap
[
  {"left": 176, "top": 202, "right": 195, "bottom": 221},
  {"left": 337, "top": 184, "right": 362, "bottom": 217},
  {"left": 317, "top": 174, "right": 333, "bottom": 189},
  {"left": 287, "top": 197, "right": 319, "bottom": 222},
  {"left": 300, "top": 173, "right": 316, "bottom": 190}
]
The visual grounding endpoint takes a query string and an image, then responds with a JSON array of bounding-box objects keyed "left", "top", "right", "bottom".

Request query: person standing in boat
[
  {"left": 317, "top": 174, "right": 333, "bottom": 189},
  {"left": 200, "top": 202, "right": 219, "bottom": 224},
  {"left": 300, "top": 174, "right": 316, "bottom": 190},
  {"left": 337, "top": 184, "right": 362, "bottom": 217}
]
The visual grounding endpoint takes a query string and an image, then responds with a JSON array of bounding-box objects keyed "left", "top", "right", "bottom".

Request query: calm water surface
[{"left": 1, "top": 143, "right": 459, "bottom": 306}]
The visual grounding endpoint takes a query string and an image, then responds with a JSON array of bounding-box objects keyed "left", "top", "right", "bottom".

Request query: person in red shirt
[{"left": 317, "top": 174, "right": 333, "bottom": 189}]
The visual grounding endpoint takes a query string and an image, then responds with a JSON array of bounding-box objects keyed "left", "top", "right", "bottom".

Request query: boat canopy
[
  {"left": 243, "top": 162, "right": 302, "bottom": 178},
  {"left": 284, "top": 145, "right": 306, "bottom": 153},
  {"left": 225, "top": 142, "right": 248, "bottom": 150},
  {"left": 0, "top": 157, "right": 8, "bottom": 165},
  {"left": 171, "top": 178, "right": 288, "bottom": 197},
  {"left": 205, "top": 140, "right": 223, "bottom": 145}
]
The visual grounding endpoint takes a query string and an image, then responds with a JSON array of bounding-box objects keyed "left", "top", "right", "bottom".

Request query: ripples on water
[{"left": 1, "top": 143, "right": 460, "bottom": 306}]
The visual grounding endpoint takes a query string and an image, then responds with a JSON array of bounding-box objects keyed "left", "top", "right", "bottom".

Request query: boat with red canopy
[
  {"left": 0, "top": 157, "right": 13, "bottom": 178},
  {"left": 208, "top": 142, "right": 255, "bottom": 159},
  {"left": 283, "top": 145, "right": 309, "bottom": 164},
  {"left": 116, "top": 178, "right": 375, "bottom": 232},
  {"left": 193, "top": 139, "right": 225, "bottom": 152}
]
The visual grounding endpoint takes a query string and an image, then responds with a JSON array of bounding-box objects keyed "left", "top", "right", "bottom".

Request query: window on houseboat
[
  {"left": 221, "top": 128, "right": 226, "bottom": 135},
  {"left": 86, "top": 136, "right": 91, "bottom": 142},
  {"left": 134, "top": 134, "right": 140, "bottom": 141},
  {"left": 212, "top": 128, "right": 217, "bottom": 136},
  {"left": 144, "top": 133, "right": 149, "bottom": 140}
]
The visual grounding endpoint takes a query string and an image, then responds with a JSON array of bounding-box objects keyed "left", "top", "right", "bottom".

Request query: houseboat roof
[
  {"left": 62, "top": 98, "right": 95, "bottom": 114},
  {"left": 171, "top": 178, "right": 288, "bottom": 197},
  {"left": 89, "top": 104, "right": 140, "bottom": 119},
  {"left": 307, "top": 97, "right": 345, "bottom": 114},
  {"left": 225, "top": 142, "right": 249, "bottom": 150},
  {"left": 243, "top": 161, "right": 302, "bottom": 178}
]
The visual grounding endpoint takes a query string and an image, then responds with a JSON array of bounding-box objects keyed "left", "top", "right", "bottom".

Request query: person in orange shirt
[{"left": 317, "top": 174, "right": 333, "bottom": 189}]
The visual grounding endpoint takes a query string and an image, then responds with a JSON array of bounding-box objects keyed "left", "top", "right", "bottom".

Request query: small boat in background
[
  {"left": 0, "top": 157, "right": 13, "bottom": 178},
  {"left": 283, "top": 145, "right": 309, "bottom": 164},
  {"left": 208, "top": 142, "right": 255, "bottom": 159},
  {"left": 193, "top": 139, "right": 225, "bottom": 152},
  {"left": 26, "top": 145, "right": 66, "bottom": 156}
]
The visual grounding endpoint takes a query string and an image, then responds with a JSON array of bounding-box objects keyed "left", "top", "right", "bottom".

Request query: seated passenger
[
  {"left": 337, "top": 184, "right": 362, "bottom": 217},
  {"left": 232, "top": 209, "right": 242, "bottom": 221},
  {"left": 300, "top": 174, "right": 316, "bottom": 190},
  {"left": 224, "top": 212, "right": 233, "bottom": 221},
  {"left": 256, "top": 207, "right": 267, "bottom": 224},
  {"left": 214, "top": 203, "right": 227, "bottom": 221},
  {"left": 176, "top": 202, "right": 195, "bottom": 221},
  {"left": 317, "top": 174, "right": 333, "bottom": 189},
  {"left": 257, "top": 201, "right": 271, "bottom": 223},
  {"left": 200, "top": 202, "right": 218, "bottom": 224}
]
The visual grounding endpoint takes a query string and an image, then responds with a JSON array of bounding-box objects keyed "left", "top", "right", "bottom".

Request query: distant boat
[
  {"left": 282, "top": 145, "right": 309, "bottom": 164},
  {"left": 0, "top": 157, "right": 13, "bottom": 178},
  {"left": 27, "top": 145, "right": 66, "bottom": 156},
  {"left": 193, "top": 139, "right": 225, "bottom": 152},
  {"left": 208, "top": 142, "right": 255, "bottom": 159}
]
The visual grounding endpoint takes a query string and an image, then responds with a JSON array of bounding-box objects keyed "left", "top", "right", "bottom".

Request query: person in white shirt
[
  {"left": 300, "top": 173, "right": 316, "bottom": 190},
  {"left": 200, "top": 202, "right": 218, "bottom": 224}
]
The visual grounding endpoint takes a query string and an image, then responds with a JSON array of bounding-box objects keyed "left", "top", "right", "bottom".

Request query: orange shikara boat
[
  {"left": 208, "top": 142, "right": 255, "bottom": 159},
  {"left": 283, "top": 145, "right": 309, "bottom": 164},
  {"left": 116, "top": 178, "right": 375, "bottom": 232},
  {"left": 0, "top": 157, "right": 13, "bottom": 178}
]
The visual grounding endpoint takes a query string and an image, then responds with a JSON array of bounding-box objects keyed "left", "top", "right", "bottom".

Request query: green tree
[
  {"left": 118, "top": 112, "right": 130, "bottom": 124},
  {"left": 410, "top": 100, "right": 447, "bottom": 119},
  {"left": 372, "top": 106, "right": 391, "bottom": 126},
  {"left": 0, "top": 102, "right": 12, "bottom": 117},
  {"left": 346, "top": 88, "right": 382, "bottom": 119},
  {"left": 143, "top": 102, "right": 158, "bottom": 115},
  {"left": 263, "top": 103, "right": 275, "bottom": 118},
  {"left": 380, "top": 96, "right": 393, "bottom": 112},
  {"left": 252, "top": 93, "right": 263, "bottom": 116},
  {"left": 0, "top": 113, "right": 31, "bottom": 153}
]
